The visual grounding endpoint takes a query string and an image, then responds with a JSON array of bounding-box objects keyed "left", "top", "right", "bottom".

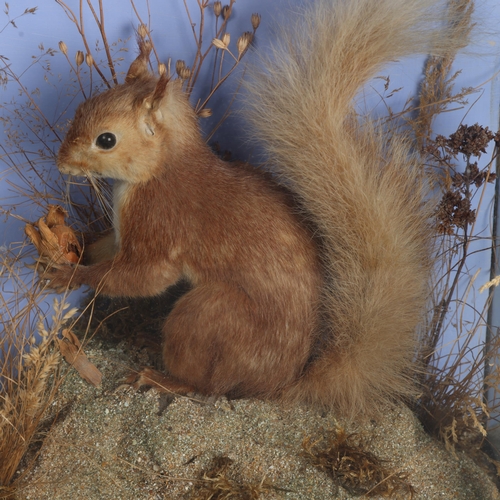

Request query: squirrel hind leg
[{"left": 161, "top": 282, "right": 312, "bottom": 399}]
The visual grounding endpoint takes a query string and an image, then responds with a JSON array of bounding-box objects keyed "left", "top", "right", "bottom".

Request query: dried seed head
[
  {"left": 237, "top": 32, "right": 253, "bottom": 56},
  {"left": 212, "top": 38, "right": 227, "bottom": 50},
  {"left": 222, "top": 33, "right": 230, "bottom": 47},
  {"left": 58, "top": 41, "right": 68, "bottom": 56},
  {"left": 175, "top": 59, "right": 186, "bottom": 77},
  {"left": 138, "top": 23, "right": 149, "bottom": 39},
  {"left": 251, "top": 13, "right": 261, "bottom": 30},
  {"left": 222, "top": 4, "right": 231, "bottom": 20},
  {"left": 85, "top": 53, "right": 94, "bottom": 67},
  {"left": 158, "top": 63, "right": 167, "bottom": 76},
  {"left": 75, "top": 50, "right": 84, "bottom": 66},
  {"left": 179, "top": 66, "right": 192, "bottom": 81},
  {"left": 198, "top": 108, "right": 212, "bottom": 118},
  {"left": 213, "top": 1, "right": 222, "bottom": 17}
]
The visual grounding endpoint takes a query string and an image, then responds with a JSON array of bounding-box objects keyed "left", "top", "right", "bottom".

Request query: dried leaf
[
  {"left": 45, "top": 205, "right": 66, "bottom": 226},
  {"left": 37, "top": 218, "right": 61, "bottom": 253},
  {"left": 57, "top": 329, "right": 102, "bottom": 387},
  {"left": 50, "top": 225, "right": 81, "bottom": 263},
  {"left": 24, "top": 223, "right": 42, "bottom": 250},
  {"left": 25, "top": 205, "right": 82, "bottom": 264}
]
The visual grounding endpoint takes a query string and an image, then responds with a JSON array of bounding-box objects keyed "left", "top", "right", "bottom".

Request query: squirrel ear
[
  {"left": 143, "top": 73, "right": 169, "bottom": 111},
  {"left": 125, "top": 40, "right": 153, "bottom": 83}
]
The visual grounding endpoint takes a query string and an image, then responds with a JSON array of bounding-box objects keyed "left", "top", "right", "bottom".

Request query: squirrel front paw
[{"left": 39, "top": 262, "right": 82, "bottom": 293}]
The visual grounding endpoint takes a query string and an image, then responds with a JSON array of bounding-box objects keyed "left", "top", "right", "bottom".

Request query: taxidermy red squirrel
[{"left": 46, "top": 0, "right": 471, "bottom": 415}]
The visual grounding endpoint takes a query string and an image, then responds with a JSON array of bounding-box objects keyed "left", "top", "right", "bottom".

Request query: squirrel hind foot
[
  {"left": 123, "top": 368, "right": 223, "bottom": 406},
  {"left": 124, "top": 367, "right": 197, "bottom": 396}
]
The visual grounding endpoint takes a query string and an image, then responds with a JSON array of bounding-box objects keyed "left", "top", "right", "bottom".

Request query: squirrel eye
[{"left": 95, "top": 132, "right": 117, "bottom": 150}]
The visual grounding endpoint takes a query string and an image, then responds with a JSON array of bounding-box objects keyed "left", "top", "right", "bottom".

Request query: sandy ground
[{"left": 15, "top": 338, "right": 500, "bottom": 500}]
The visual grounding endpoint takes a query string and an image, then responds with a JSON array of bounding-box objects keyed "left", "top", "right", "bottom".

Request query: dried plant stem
[
  {"left": 55, "top": 0, "right": 112, "bottom": 88},
  {"left": 85, "top": 0, "right": 118, "bottom": 85},
  {"left": 129, "top": 0, "right": 161, "bottom": 66},
  {"left": 0, "top": 6, "right": 37, "bottom": 35},
  {"left": 1, "top": 66, "right": 62, "bottom": 143},
  {"left": 61, "top": 50, "right": 87, "bottom": 98},
  {"left": 210, "top": 18, "right": 220, "bottom": 90},
  {"left": 184, "top": 0, "right": 236, "bottom": 93},
  {"left": 426, "top": 194, "right": 470, "bottom": 365},
  {"left": 196, "top": 58, "right": 239, "bottom": 113}
]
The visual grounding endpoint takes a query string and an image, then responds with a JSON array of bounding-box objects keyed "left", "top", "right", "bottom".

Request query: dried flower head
[
  {"left": 447, "top": 124, "right": 495, "bottom": 158},
  {"left": 212, "top": 38, "right": 227, "bottom": 50},
  {"left": 222, "top": 33, "right": 230, "bottom": 47},
  {"left": 138, "top": 23, "right": 149, "bottom": 39},
  {"left": 222, "top": 4, "right": 232, "bottom": 20},
  {"left": 237, "top": 32, "right": 253, "bottom": 56},
  {"left": 175, "top": 59, "right": 186, "bottom": 77},
  {"left": 178, "top": 66, "right": 192, "bottom": 81},
  {"left": 198, "top": 108, "right": 212, "bottom": 118},
  {"left": 251, "top": 13, "right": 261, "bottom": 30},
  {"left": 435, "top": 190, "right": 475, "bottom": 234},
  {"left": 213, "top": 1, "right": 222, "bottom": 17},
  {"left": 58, "top": 41, "right": 68, "bottom": 56},
  {"left": 85, "top": 53, "right": 94, "bottom": 67},
  {"left": 429, "top": 124, "right": 498, "bottom": 235},
  {"left": 158, "top": 63, "right": 167, "bottom": 76},
  {"left": 75, "top": 50, "right": 84, "bottom": 66}
]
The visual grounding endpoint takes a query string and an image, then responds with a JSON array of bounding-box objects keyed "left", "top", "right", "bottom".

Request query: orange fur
[{"left": 50, "top": 0, "right": 471, "bottom": 415}]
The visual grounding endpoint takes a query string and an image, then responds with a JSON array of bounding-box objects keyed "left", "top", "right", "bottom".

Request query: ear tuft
[
  {"left": 143, "top": 73, "right": 169, "bottom": 111},
  {"left": 125, "top": 40, "right": 153, "bottom": 83}
]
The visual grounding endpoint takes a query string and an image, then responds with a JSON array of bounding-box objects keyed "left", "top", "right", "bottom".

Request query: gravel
[{"left": 16, "top": 340, "right": 500, "bottom": 500}]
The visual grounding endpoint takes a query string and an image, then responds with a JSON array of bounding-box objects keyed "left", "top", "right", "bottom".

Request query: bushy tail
[{"left": 246, "top": 0, "right": 472, "bottom": 415}]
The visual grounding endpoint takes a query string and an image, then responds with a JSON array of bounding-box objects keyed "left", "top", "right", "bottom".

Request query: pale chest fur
[{"left": 112, "top": 180, "right": 132, "bottom": 249}]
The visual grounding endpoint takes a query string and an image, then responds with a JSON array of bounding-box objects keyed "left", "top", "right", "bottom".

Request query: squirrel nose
[
  {"left": 57, "top": 161, "right": 84, "bottom": 177},
  {"left": 57, "top": 161, "right": 72, "bottom": 175},
  {"left": 57, "top": 163, "right": 70, "bottom": 175}
]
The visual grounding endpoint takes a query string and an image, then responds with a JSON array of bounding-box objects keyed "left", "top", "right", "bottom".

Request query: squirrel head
[{"left": 57, "top": 41, "right": 201, "bottom": 184}]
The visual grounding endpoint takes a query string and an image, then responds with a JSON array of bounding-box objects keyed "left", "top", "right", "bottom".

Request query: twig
[
  {"left": 85, "top": 0, "right": 117, "bottom": 85},
  {"left": 55, "top": 0, "right": 112, "bottom": 88}
]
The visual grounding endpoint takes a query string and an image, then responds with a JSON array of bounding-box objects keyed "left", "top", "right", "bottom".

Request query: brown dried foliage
[
  {"left": 303, "top": 428, "right": 414, "bottom": 498},
  {"left": 0, "top": 292, "right": 78, "bottom": 492},
  {"left": 431, "top": 125, "right": 497, "bottom": 235},
  {"left": 408, "top": 1, "right": 500, "bottom": 466},
  {"left": 25, "top": 205, "right": 83, "bottom": 264},
  {"left": 418, "top": 123, "right": 498, "bottom": 450},
  {"left": 57, "top": 328, "right": 102, "bottom": 387},
  {"left": 409, "top": 0, "right": 474, "bottom": 150},
  {"left": 188, "top": 456, "right": 279, "bottom": 500}
]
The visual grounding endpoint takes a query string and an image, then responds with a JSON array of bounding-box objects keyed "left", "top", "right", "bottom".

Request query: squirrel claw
[
  {"left": 39, "top": 263, "right": 80, "bottom": 292},
  {"left": 123, "top": 367, "right": 198, "bottom": 396}
]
